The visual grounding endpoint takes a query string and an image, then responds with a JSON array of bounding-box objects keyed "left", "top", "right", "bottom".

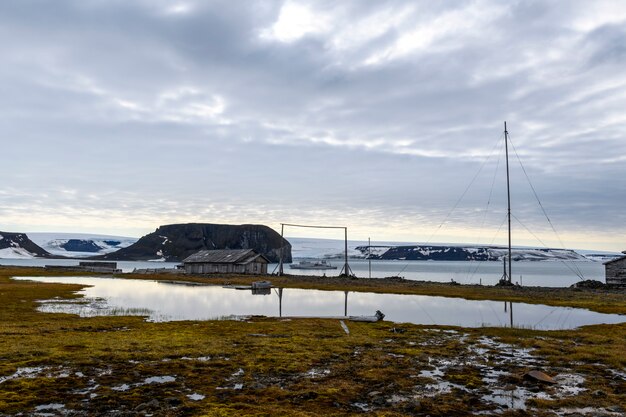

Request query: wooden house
[
  {"left": 78, "top": 261, "right": 121, "bottom": 273},
  {"left": 182, "top": 249, "right": 269, "bottom": 275},
  {"left": 604, "top": 253, "right": 626, "bottom": 287}
]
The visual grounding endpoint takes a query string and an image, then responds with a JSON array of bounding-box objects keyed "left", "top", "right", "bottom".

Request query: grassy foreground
[{"left": 0, "top": 267, "right": 624, "bottom": 416}]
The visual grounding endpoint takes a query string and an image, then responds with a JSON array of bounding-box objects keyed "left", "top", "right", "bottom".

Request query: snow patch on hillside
[
  {"left": 287, "top": 237, "right": 402, "bottom": 259},
  {"left": 28, "top": 233, "right": 137, "bottom": 258},
  {"left": 0, "top": 247, "right": 36, "bottom": 259}
]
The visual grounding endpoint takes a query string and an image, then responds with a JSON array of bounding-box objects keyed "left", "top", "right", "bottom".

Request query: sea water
[{"left": 1, "top": 258, "right": 604, "bottom": 287}]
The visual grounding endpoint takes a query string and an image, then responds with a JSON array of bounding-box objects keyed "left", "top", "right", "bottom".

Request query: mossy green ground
[{"left": 0, "top": 267, "right": 624, "bottom": 416}]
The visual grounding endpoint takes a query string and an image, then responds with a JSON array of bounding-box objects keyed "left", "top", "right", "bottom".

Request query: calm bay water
[
  {"left": 13, "top": 276, "right": 624, "bottom": 330},
  {"left": 1, "top": 258, "right": 604, "bottom": 287},
  {"left": 271, "top": 259, "right": 604, "bottom": 287},
  {"left": 0, "top": 258, "right": 181, "bottom": 273}
]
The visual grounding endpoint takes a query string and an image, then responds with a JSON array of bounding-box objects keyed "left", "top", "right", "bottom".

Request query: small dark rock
[
  {"left": 402, "top": 400, "right": 422, "bottom": 412},
  {"left": 134, "top": 399, "right": 159, "bottom": 411},
  {"left": 389, "top": 327, "right": 406, "bottom": 333},
  {"left": 297, "top": 391, "right": 318, "bottom": 400},
  {"left": 570, "top": 280, "right": 605, "bottom": 289},
  {"left": 372, "top": 396, "right": 386, "bottom": 406},
  {"left": 164, "top": 397, "right": 182, "bottom": 406},
  {"left": 606, "top": 405, "right": 624, "bottom": 413},
  {"left": 523, "top": 370, "right": 556, "bottom": 384}
]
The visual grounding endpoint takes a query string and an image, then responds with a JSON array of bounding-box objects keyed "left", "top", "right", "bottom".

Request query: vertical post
[
  {"left": 504, "top": 121, "right": 512, "bottom": 283},
  {"left": 344, "top": 227, "right": 349, "bottom": 277},
  {"left": 368, "top": 237, "right": 371, "bottom": 279},
  {"left": 278, "top": 288, "right": 283, "bottom": 317},
  {"left": 344, "top": 291, "right": 348, "bottom": 316},
  {"left": 509, "top": 302, "right": 513, "bottom": 328},
  {"left": 278, "top": 223, "right": 284, "bottom": 276}
]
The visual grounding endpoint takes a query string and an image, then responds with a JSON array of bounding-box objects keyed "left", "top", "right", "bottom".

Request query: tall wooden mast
[{"left": 504, "top": 121, "right": 512, "bottom": 283}]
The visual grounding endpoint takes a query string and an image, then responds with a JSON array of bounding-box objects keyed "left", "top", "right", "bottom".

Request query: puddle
[
  {"left": 407, "top": 336, "right": 591, "bottom": 413},
  {"left": 13, "top": 276, "right": 626, "bottom": 329},
  {"left": 483, "top": 388, "right": 529, "bottom": 410},
  {"left": 555, "top": 407, "right": 625, "bottom": 416},
  {"left": 352, "top": 402, "right": 371, "bottom": 412},
  {"left": 187, "top": 393, "right": 205, "bottom": 401},
  {"left": 0, "top": 367, "right": 49, "bottom": 384},
  {"left": 181, "top": 356, "right": 211, "bottom": 362},
  {"left": 35, "top": 403, "right": 65, "bottom": 411},
  {"left": 111, "top": 375, "right": 175, "bottom": 392},
  {"left": 144, "top": 376, "right": 175, "bottom": 384},
  {"left": 216, "top": 383, "right": 244, "bottom": 390},
  {"left": 0, "top": 366, "right": 74, "bottom": 385},
  {"left": 304, "top": 368, "right": 331, "bottom": 378},
  {"left": 421, "top": 380, "right": 467, "bottom": 397},
  {"left": 34, "top": 403, "right": 66, "bottom": 416}
]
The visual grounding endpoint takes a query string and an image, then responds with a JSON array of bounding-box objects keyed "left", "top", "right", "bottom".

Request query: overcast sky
[{"left": 1, "top": 0, "right": 625, "bottom": 251}]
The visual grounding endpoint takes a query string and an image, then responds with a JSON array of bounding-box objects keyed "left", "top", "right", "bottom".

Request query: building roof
[
  {"left": 182, "top": 249, "right": 269, "bottom": 264},
  {"left": 603, "top": 254, "right": 626, "bottom": 265}
]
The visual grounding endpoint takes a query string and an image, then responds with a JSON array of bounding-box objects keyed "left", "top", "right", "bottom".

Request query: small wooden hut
[
  {"left": 182, "top": 249, "right": 269, "bottom": 275},
  {"left": 604, "top": 253, "right": 626, "bottom": 287}
]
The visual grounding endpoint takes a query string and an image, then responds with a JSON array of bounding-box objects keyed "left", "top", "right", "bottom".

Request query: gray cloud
[{"left": 1, "top": 0, "right": 625, "bottom": 250}]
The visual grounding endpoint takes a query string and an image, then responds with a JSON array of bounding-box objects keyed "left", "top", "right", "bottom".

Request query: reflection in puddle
[{"left": 13, "top": 277, "right": 625, "bottom": 330}]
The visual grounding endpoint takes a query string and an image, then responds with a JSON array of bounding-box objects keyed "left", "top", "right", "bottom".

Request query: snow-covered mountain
[
  {"left": 287, "top": 237, "right": 619, "bottom": 262},
  {"left": 353, "top": 245, "right": 592, "bottom": 261},
  {"left": 27, "top": 233, "right": 137, "bottom": 258},
  {"left": 1, "top": 231, "right": 620, "bottom": 263},
  {"left": 0, "top": 231, "right": 52, "bottom": 259}
]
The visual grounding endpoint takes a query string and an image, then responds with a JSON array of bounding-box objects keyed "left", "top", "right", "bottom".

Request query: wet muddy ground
[
  {"left": 1, "top": 267, "right": 625, "bottom": 416},
  {"left": 2, "top": 321, "right": 625, "bottom": 416}
]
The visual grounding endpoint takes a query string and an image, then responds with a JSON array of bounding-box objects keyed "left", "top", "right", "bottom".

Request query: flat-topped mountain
[
  {"left": 0, "top": 231, "right": 52, "bottom": 258},
  {"left": 96, "top": 223, "right": 291, "bottom": 263},
  {"left": 353, "top": 244, "right": 588, "bottom": 261}
]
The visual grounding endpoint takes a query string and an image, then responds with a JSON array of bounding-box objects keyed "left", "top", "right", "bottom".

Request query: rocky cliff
[
  {"left": 0, "top": 231, "right": 52, "bottom": 258},
  {"left": 97, "top": 223, "right": 291, "bottom": 263}
]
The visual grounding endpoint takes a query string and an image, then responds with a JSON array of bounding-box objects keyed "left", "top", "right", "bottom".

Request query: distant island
[
  {"left": 2, "top": 230, "right": 620, "bottom": 263},
  {"left": 94, "top": 223, "right": 291, "bottom": 263},
  {"left": 352, "top": 245, "right": 590, "bottom": 262}
]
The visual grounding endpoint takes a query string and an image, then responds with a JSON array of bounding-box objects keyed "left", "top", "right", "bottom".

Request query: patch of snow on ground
[
  {"left": 0, "top": 247, "right": 36, "bottom": 259},
  {"left": 0, "top": 367, "right": 49, "bottom": 384},
  {"left": 144, "top": 375, "right": 175, "bottom": 384},
  {"left": 111, "top": 383, "right": 130, "bottom": 392},
  {"left": 35, "top": 403, "right": 65, "bottom": 412}
]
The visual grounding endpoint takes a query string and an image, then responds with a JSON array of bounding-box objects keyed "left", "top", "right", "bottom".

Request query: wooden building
[
  {"left": 78, "top": 261, "right": 120, "bottom": 273},
  {"left": 604, "top": 253, "right": 626, "bottom": 287},
  {"left": 182, "top": 249, "right": 269, "bottom": 275}
]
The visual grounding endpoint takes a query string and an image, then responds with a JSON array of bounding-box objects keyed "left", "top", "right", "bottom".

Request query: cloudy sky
[{"left": 1, "top": 0, "right": 625, "bottom": 251}]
